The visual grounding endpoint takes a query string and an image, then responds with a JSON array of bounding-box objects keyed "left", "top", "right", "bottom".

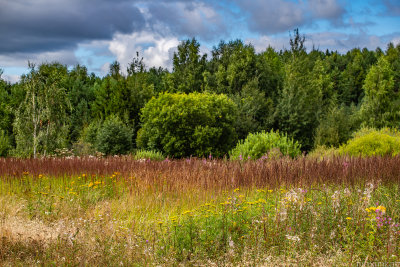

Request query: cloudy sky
[{"left": 1, "top": 0, "right": 399, "bottom": 83}]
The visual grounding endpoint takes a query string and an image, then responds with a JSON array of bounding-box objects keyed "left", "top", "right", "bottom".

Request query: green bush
[
  {"left": 133, "top": 149, "right": 165, "bottom": 161},
  {"left": 81, "top": 121, "right": 101, "bottom": 146},
  {"left": 229, "top": 130, "right": 301, "bottom": 160},
  {"left": 96, "top": 115, "right": 133, "bottom": 155},
  {"left": 137, "top": 92, "right": 238, "bottom": 158},
  {"left": 339, "top": 128, "right": 400, "bottom": 157},
  {"left": 307, "top": 145, "right": 339, "bottom": 160}
]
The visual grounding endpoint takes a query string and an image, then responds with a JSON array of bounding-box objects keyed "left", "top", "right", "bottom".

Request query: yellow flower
[
  {"left": 234, "top": 188, "right": 240, "bottom": 192},
  {"left": 376, "top": 206, "right": 386, "bottom": 214},
  {"left": 182, "top": 210, "right": 192, "bottom": 215},
  {"left": 268, "top": 190, "right": 273, "bottom": 193},
  {"left": 346, "top": 217, "right": 352, "bottom": 220}
]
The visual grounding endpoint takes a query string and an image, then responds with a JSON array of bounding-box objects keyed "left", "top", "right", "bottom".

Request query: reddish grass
[{"left": 0, "top": 156, "right": 399, "bottom": 191}]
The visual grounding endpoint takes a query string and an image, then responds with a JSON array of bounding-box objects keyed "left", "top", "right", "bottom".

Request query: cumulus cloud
[
  {"left": 233, "top": 0, "right": 346, "bottom": 34},
  {"left": 308, "top": 0, "right": 345, "bottom": 25},
  {"left": 0, "top": 0, "right": 145, "bottom": 54},
  {"left": 2, "top": 74, "right": 20, "bottom": 84},
  {"left": 247, "top": 30, "right": 399, "bottom": 54},
  {"left": 245, "top": 35, "right": 289, "bottom": 53},
  {"left": 146, "top": 1, "right": 226, "bottom": 41},
  {"left": 108, "top": 31, "right": 180, "bottom": 71},
  {"left": 0, "top": 50, "right": 79, "bottom": 68},
  {"left": 382, "top": 0, "right": 400, "bottom": 16}
]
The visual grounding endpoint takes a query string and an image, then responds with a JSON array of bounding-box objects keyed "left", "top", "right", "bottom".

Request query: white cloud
[
  {"left": 147, "top": 1, "right": 226, "bottom": 40},
  {"left": 0, "top": 49, "right": 78, "bottom": 69},
  {"left": 2, "top": 74, "right": 20, "bottom": 84},
  {"left": 247, "top": 31, "right": 393, "bottom": 54},
  {"left": 391, "top": 37, "right": 400, "bottom": 46},
  {"left": 108, "top": 31, "right": 180, "bottom": 72},
  {"left": 246, "top": 35, "right": 288, "bottom": 53}
]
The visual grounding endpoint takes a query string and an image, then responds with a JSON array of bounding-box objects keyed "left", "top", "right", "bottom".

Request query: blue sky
[{"left": 0, "top": 0, "right": 399, "bottom": 83}]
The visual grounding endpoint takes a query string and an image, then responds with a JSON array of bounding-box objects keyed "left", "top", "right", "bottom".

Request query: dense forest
[{"left": 0, "top": 30, "right": 399, "bottom": 158}]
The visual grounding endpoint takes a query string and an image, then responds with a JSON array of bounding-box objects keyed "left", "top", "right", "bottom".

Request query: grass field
[{"left": 0, "top": 156, "right": 400, "bottom": 266}]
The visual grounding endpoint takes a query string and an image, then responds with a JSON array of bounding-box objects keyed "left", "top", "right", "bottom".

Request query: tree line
[{"left": 0, "top": 30, "right": 399, "bottom": 158}]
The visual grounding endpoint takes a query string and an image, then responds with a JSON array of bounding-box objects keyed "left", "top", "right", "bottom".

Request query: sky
[{"left": 0, "top": 0, "right": 399, "bottom": 83}]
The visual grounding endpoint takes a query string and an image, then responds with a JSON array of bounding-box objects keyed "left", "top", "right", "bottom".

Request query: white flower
[{"left": 285, "top": 234, "right": 300, "bottom": 242}]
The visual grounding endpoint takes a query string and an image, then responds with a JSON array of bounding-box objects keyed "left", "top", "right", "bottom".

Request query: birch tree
[{"left": 13, "top": 63, "right": 70, "bottom": 157}]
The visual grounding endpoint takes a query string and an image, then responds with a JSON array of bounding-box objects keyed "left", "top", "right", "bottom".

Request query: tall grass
[{"left": 0, "top": 156, "right": 399, "bottom": 265}]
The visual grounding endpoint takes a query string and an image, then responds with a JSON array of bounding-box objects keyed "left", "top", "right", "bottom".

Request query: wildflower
[
  {"left": 376, "top": 206, "right": 386, "bottom": 214},
  {"left": 182, "top": 210, "right": 192, "bottom": 215},
  {"left": 285, "top": 235, "right": 300, "bottom": 242},
  {"left": 346, "top": 217, "right": 352, "bottom": 220},
  {"left": 234, "top": 188, "right": 240, "bottom": 193}
]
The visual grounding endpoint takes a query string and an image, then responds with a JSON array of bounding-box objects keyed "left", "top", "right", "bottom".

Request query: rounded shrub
[
  {"left": 339, "top": 128, "right": 400, "bottom": 157},
  {"left": 137, "top": 92, "right": 238, "bottom": 158},
  {"left": 96, "top": 115, "right": 132, "bottom": 155},
  {"left": 229, "top": 130, "right": 301, "bottom": 160},
  {"left": 133, "top": 149, "right": 165, "bottom": 161}
]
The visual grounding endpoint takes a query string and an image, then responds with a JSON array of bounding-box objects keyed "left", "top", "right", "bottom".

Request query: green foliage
[
  {"left": 133, "top": 149, "right": 165, "bottom": 161},
  {"left": 314, "top": 104, "right": 360, "bottom": 148},
  {"left": 168, "top": 38, "right": 207, "bottom": 93},
  {"left": 339, "top": 128, "right": 400, "bottom": 157},
  {"left": 231, "top": 79, "right": 274, "bottom": 140},
  {"left": 0, "top": 130, "right": 10, "bottom": 157},
  {"left": 0, "top": 73, "right": 13, "bottom": 137},
  {"left": 137, "top": 92, "right": 238, "bottom": 158},
  {"left": 338, "top": 48, "right": 377, "bottom": 105},
  {"left": 13, "top": 63, "right": 71, "bottom": 158},
  {"left": 96, "top": 115, "right": 132, "bottom": 156},
  {"left": 81, "top": 120, "right": 101, "bottom": 146},
  {"left": 275, "top": 55, "right": 323, "bottom": 151},
  {"left": 307, "top": 145, "right": 339, "bottom": 160},
  {"left": 229, "top": 130, "right": 301, "bottom": 160},
  {"left": 207, "top": 40, "right": 257, "bottom": 95},
  {"left": 64, "top": 65, "right": 96, "bottom": 143},
  {"left": 359, "top": 56, "right": 399, "bottom": 128}
]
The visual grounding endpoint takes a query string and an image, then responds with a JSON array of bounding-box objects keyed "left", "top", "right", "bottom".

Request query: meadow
[{"left": 0, "top": 156, "right": 400, "bottom": 266}]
